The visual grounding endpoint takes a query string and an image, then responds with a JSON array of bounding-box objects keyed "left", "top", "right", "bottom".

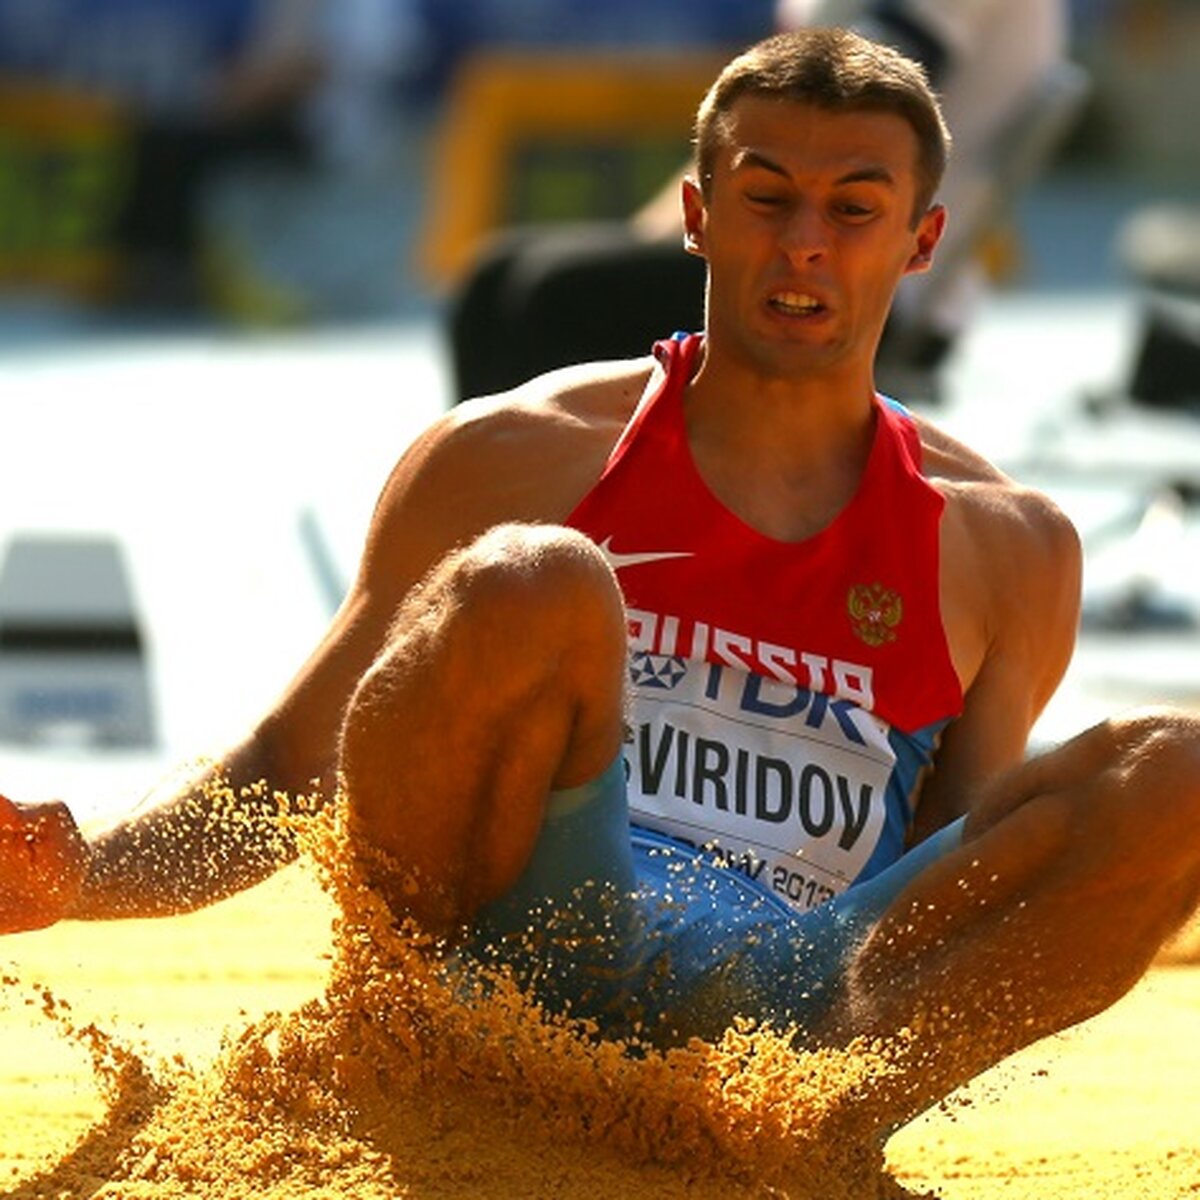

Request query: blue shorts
[{"left": 468, "top": 757, "right": 963, "bottom": 1046}]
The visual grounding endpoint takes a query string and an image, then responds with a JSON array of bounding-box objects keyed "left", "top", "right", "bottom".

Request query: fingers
[{"left": 0, "top": 794, "right": 37, "bottom": 869}]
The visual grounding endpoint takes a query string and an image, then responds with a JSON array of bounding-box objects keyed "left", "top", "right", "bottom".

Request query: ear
[
  {"left": 681, "top": 175, "right": 707, "bottom": 256},
  {"left": 905, "top": 204, "right": 947, "bottom": 275}
]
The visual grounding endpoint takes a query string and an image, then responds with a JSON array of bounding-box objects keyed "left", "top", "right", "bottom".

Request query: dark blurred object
[
  {"left": 115, "top": 111, "right": 310, "bottom": 310},
  {"left": 422, "top": 47, "right": 731, "bottom": 398},
  {"left": 451, "top": 225, "right": 706, "bottom": 401},
  {"left": 1119, "top": 205, "right": 1200, "bottom": 413}
]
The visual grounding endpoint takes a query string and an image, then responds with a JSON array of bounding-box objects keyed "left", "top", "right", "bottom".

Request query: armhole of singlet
[
  {"left": 881, "top": 397, "right": 963, "bottom": 717},
  {"left": 595, "top": 334, "right": 699, "bottom": 482},
  {"left": 877, "top": 392, "right": 931, "bottom": 481}
]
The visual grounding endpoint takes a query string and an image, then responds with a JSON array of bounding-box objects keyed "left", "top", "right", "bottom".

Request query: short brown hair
[{"left": 694, "top": 28, "right": 951, "bottom": 220}]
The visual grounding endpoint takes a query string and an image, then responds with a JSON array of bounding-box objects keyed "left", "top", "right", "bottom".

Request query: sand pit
[{"left": 3, "top": 803, "right": 1199, "bottom": 1200}]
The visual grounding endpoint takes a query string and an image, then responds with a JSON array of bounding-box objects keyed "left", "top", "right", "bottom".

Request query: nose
[{"left": 779, "top": 204, "right": 828, "bottom": 263}]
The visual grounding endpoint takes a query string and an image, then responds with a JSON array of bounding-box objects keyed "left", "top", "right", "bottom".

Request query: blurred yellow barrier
[
  {"left": 0, "top": 79, "right": 131, "bottom": 300},
  {"left": 419, "top": 51, "right": 722, "bottom": 287}
]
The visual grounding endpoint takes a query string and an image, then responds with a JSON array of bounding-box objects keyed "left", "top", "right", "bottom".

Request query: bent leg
[
  {"left": 831, "top": 709, "right": 1200, "bottom": 1132},
  {"left": 338, "top": 523, "right": 628, "bottom": 936}
]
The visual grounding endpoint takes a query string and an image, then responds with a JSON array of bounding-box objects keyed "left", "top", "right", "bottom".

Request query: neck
[{"left": 683, "top": 355, "right": 879, "bottom": 542}]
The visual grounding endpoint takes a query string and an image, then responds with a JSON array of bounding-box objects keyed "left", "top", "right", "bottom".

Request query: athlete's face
[{"left": 684, "top": 96, "right": 945, "bottom": 383}]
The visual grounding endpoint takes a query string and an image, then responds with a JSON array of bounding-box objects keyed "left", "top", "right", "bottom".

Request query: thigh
[
  {"left": 468, "top": 756, "right": 644, "bottom": 1019},
  {"left": 630, "top": 819, "right": 966, "bottom": 1046},
  {"left": 342, "top": 524, "right": 628, "bottom": 935},
  {"left": 468, "top": 757, "right": 967, "bottom": 1048}
]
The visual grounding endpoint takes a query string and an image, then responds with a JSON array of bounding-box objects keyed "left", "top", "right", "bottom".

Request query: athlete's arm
[
  {"left": 59, "top": 455, "right": 459, "bottom": 917},
  {"left": 912, "top": 479, "right": 1082, "bottom": 841},
  {"left": 22, "top": 366, "right": 648, "bottom": 926}
]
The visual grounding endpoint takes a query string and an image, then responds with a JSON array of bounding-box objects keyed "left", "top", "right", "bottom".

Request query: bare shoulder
[
  {"left": 452, "top": 357, "right": 656, "bottom": 455},
  {"left": 913, "top": 413, "right": 1081, "bottom": 710},
  {"left": 915, "top": 414, "right": 1080, "bottom": 562},
  {"left": 351, "top": 357, "right": 656, "bottom": 596},
  {"left": 420, "top": 356, "right": 655, "bottom": 514}
]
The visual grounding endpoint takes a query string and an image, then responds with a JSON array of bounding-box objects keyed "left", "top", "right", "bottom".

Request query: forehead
[{"left": 713, "top": 94, "right": 921, "bottom": 189}]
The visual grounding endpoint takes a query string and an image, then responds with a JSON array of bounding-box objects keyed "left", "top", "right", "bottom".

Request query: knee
[
  {"left": 986, "top": 706, "right": 1200, "bottom": 904},
  {"left": 458, "top": 521, "right": 613, "bottom": 581},
  {"left": 352, "top": 522, "right": 628, "bottom": 734},
  {"left": 1101, "top": 707, "right": 1200, "bottom": 820},
  {"left": 1109, "top": 704, "right": 1200, "bottom": 759},
  {"left": 1118, "top": 709, "right": 1200, "bottom": 876},
  {"left": 1052, "top": 707, "right": 1200, "bottom": 929},
  {"left": 432, "top": 522, "right": 627, "bottom": 653},
  {"left": 1038, "top": 706, "right": 1200, "bottom": 815}
]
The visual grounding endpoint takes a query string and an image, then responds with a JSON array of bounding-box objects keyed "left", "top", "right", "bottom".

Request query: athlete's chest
[
  {"left": 567, "top": 334, "right": 962, "bottom": 726},
  {"left": 573, "top": 459, "right": 955, "bottom": 736}
]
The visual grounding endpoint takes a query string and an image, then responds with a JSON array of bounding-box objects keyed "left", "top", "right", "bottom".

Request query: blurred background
[{"left": 0, "top": 0, "right": 1198, "bottom": 821}]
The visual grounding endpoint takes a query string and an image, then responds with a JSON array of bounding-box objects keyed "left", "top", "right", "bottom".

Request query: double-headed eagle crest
[{"left": 847, "top": 582, "right": 903, "bottom": 647}]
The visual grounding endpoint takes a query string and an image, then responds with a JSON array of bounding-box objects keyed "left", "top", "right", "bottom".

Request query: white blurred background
[{"left": 1, "top": 0, "right": 1198, "bottom": 823}]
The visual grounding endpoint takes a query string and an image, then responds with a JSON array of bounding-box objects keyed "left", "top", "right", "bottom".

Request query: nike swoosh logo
[{"left": 597, "top": 536, "right": 695, "bottom": 571}]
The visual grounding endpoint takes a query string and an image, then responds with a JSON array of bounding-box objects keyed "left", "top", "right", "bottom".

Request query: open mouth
[{"left": 768, "top": 290, "right": 826, "bottom": 317}]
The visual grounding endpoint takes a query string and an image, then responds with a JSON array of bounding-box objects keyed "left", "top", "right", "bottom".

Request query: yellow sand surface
[{"left": 3, "top": 858, "right": 1198, "bottom": 1199}]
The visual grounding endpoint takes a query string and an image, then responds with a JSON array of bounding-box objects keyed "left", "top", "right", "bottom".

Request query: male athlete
[{"left": 3, "top": 29, "right": 1199, "bottom": 1136}]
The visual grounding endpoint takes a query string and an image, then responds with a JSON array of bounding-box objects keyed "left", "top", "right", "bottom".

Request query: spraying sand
[{"left": 3, "top": 786, "right": 1199, "bottom": 1199}]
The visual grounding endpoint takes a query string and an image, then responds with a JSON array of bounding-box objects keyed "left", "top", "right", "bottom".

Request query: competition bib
[{"left": 624, "top": 649, "right": 895, "bottom": 913}]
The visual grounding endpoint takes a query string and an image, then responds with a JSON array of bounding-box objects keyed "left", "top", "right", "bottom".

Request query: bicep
[
  {"left": 252, "top": 414, "right": 532, "bottom": 790},
  {"left": 254, "top": 390, "right": 618, "bottom": 796},
  {"left": 252, "top": 452, "right": 468, "bottom": 794}
]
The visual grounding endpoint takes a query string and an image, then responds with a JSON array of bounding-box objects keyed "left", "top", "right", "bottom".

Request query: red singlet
[{"left": 566, "top": 333, "right": 964, "bottom": 914}]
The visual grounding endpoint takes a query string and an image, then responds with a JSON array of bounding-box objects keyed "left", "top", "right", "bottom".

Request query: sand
[{"left": 2, "top": 805, "right": 1199, "bottom": 1200}]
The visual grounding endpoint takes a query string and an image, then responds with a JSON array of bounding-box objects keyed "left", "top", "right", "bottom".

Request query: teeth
[{"left": 771, "top": 291, "right": 822, "bottom": 315}]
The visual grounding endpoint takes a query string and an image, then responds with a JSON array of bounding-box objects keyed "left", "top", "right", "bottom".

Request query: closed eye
[{"left": 834, "top": 201, "right": 875, "bottom": 219}]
